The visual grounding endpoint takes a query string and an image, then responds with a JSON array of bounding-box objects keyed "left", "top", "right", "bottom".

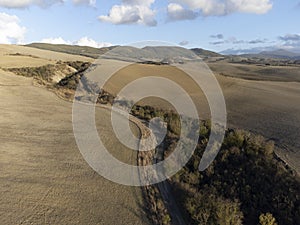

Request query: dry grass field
[
  {"left": 208, "top": 60, "right": 300, "bottom": 82},
  {"left": 0, "top": 44, "right": 93, "bottom": 69},
  {"left": 99, "top": 62, "right": 210, "bottom": 118},
  {"left": 216, "top": 75, "right": 300, "bottom": 172},
  {"left": 100, "top": 61, "right": 300, "bottom": 173},
  {"left": 1, "top": 44, "right": 300, "bottom": 224},
  {"left": 0, "top": 70, "right": 149, "bottom": 224}
]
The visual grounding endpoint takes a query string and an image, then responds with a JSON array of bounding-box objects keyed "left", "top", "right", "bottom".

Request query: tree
[
  {"left": 185, "top": 193, "right": 243, "bottom": 225},
  {"left": 259, "top": 213, "right": 278, "bottom": 225}
]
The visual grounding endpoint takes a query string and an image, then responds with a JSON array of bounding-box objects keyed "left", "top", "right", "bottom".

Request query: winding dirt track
[{"left": 0, "top": 71, "right": 150, "bottom": 225}]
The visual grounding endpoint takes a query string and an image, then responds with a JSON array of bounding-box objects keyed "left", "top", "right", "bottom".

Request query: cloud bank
[
  {"left": 0, "top": 0, "right": 63, "bottom": 8},
  {"left": 167, "top": 3, "right": 198, "bottom": 21},
  {"left": 167, "top": 0, "right": 273, "bottom": 21},
  {"left": 40, "top": 36, "right": 112, "bottom": 48},
  {"left": 0, "top": 12, "right": 26, "bottom": 44},
  {"left": 99, "top": 0, "right": 157, "bottom": 26},
  {"left": 0, "top": 0, "right": 94, "bottom": 8},
  {"left": 72, "top": 0, "right": 96, "bottom": 7},
  {"left": 279, "top": 34, "right": 300, "bottom": 42},
  {"left": 278, "top": 34, "right": 300, "bottom": 52}
]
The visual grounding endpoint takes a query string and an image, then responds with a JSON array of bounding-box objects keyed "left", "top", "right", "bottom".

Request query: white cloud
[
  {"left": 74, "top": 37, "right": 112, "bottom": 48},
  {"left": 234, "top": 0, "right": 273, "bottom": 14},
  {"left": 41, "top": 37, "right": 71, "bottom": 45},
  {"left": 210, "top": 34, "right": 224, "bottom": 39},
  {"left": 99, "top": 0, "right": 157, "bottom": 26},
  {"left": 72, "top": 0, "right": 96, "bottom": 7},
  {"left": 279, "top": 34, "right": 300, "bottom": 42},
  {"left": 168, "top": 0, "right": 272, "bottom": 19},
  {"left": 122, "top": 0, "right": 154, "bottom": 7},
  {"left": 0, "top": 0, "right": 63, "bottom": 8},
  {"left": 0, "top": 12, "right": 26, "bottom": 44},
  {"left": 40, "top": 36, "right": 112, "bottom": 48},
  {"left": 0, "top": 0, "right": 95, "bottom": 8},
  {"left": 179, "top": 40, "right": 189, "bottom": 46},
  {"left": 167, "top": 3, "right": 198, "bottom": 21},
  {"left": 278, "top": 34, "right": 300, "bottom": 52}
]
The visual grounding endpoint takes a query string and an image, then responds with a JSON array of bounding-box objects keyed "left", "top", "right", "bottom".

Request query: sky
[{"left": 0, "top": 0, "right": 300, "bottom": 54}]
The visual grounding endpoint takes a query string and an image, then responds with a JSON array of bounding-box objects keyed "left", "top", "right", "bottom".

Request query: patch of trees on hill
[
  {"left": 6, "top": 61, "right": 91, "bottom": 86},
  {"left": 171, "top": 128, "right": 300, "bottom": 225},
  {"left": 55, "top": 61, "right": 91, "bottom": 89},
  {"left": 126, "top": 105, "right": 300, "bottom": 225}
]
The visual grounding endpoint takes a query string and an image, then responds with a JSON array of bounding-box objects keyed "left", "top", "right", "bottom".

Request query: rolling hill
[
  {"left": 258, "top": 49, "right": 300, "bottom": 59},
  {"left": 25, "top": 43, "right": 116, "bottom": 59},
  {"left": 25, "top": 43, "right": 222, "bottom": 60},
  {"left": 190, "top": 48, "right": 223, "bottom": 58}
]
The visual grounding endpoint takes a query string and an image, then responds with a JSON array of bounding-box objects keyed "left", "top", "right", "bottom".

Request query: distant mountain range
[
  {"left": 243, "top": 49, "right": 300, "bottom": 60},
  {"left": 221, "top": 48, "right": 300, "bottom": 60},
  {"left": 25, "top": 43, "right": 300, "bottom": 61}
]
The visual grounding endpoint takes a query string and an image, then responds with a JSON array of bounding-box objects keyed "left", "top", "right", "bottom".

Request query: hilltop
[
  {"left": 25, "top": 43, "right": 116, "bottom": 59},
  {"left": 25, "top": 43, "right": 222, "bottom": 60},
  {"left": 190, "top": 48, "right": 223, "bottom": 58}
]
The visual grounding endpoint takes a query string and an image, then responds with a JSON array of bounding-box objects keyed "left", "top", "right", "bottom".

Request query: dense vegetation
[
  {"left": 5, "top": 61, "right": 91, "bottom": 83},
  {"left": 6, "top": 64, "right": 60, "bottom": 81},
  {"left": 55, "top": 61, "right": 91, "bottom": 89},
  {"left": 171, "top": 128, "right": 300, "bottom": 225},
  {"left": 126, "top": 105, "right": 300, "bottom": 225}
]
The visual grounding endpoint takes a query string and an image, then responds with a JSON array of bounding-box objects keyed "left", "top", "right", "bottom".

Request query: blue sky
[{"left": 0, "top": 0, "right": 300, "bottom": 53}]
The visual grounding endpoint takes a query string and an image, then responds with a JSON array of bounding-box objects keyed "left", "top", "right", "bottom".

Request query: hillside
[
  {"left": 190, "top": 48, "right": 223, "bottom": 58},
  {"left": 2, "top": 44, "right": 300, "bottom": 225},
  {"left": 25, "top": 43, "right": 222, "bottom": 60},
  {"left": 0, "top": 62, "right": 150, "bottom": 225},
  {"left": 258, "top": 49, "right": 300, "bottom": 59},
  {"left": 25, "top": 43, "right": 116, "bottom": 59},
  {"left": 234, "top": 49, "right": 300, "bottom": 60},
  {"left": 0, "top": 44, "right": 93, "bottom": 69},
  {"left": 102, "top": 46, "right": 200, "bottom": 62}
]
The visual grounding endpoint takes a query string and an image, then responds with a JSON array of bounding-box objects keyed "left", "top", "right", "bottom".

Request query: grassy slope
[
  {"left": 208, "top": 60, "right": 300, "bottom": 82},
  {"left": 4, "top": 45, "right": 300, "bottom": 224},
  {"left": 0, "top": 70, "right": 149, "bottom": 225},
  {"left": 25, "top": 43, "right": 116, "bottom": 59},
  {"left": 191, "top": 48, "right": 223, "bottom": 58},
  {"left": 26, "top": 43, "right": 222, "bottom": 59}
]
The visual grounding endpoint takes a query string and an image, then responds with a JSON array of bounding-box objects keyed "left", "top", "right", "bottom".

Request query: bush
[{"left": 259, "top": 213, "right": 278, "bottom": 225}]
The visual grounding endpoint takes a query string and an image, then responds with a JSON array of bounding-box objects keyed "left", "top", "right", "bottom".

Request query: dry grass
[
  {"left": 94, "top": 61, "right": 300, "bottom": 173},
  {"left": 208, "top": 61, "right": 300, "bottom": 82},
  {"left": 1, "top": 50, "right": 300, "bottom": 224},
  {"left": 0, "top": 44, "right": 93, "bottom": 69},
  {"left": 100, "top": 63, "right": 211, "bottom": 119},
  {"left": 0, "top": 54, "right": 54, "bottom": 68},
  {"left": 0, "top": 70, "right": 150, "bottom": 225}
]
